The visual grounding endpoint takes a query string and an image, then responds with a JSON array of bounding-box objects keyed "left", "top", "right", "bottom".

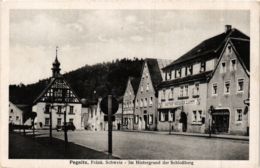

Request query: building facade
[
  {"left": 157, "top": 25, "right": 249, "bottom": 133},
  {"left": 33, "top": 50, "right": 82, "bottom": 130},
  {"left": 9, "top": 102, "right": 24, "bottom": 125},
  {"left": 133, "top": 59, "right": 171, "bottom": 131},
  {"left": 122, "top": 77, "right": 139, "bottom": 130},
  {"left": 85, "top": 98, "right": 108, "bottom": 131},
  {"left": 206, "top": 38, "right": 250, "bottom": 135}
]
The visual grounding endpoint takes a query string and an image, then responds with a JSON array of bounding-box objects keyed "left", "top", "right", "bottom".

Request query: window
[
  {"left": 230, "top": 59, "right": 237, "bottom": 71},
  {"left": 212, "top": 83, "right": 218, "bottom": 95},
  {"left": 45, "top": 105, "right": 50, "bottom": 113},
  {"left": 124, "top": 118, "right": 128, "bottom": 125},
  {"left": 236, "top": 109, "right": 243, "bottom": 122},
  {"left": 198, "top": 111, "right": 202, "bottom": 123},
  {"left": 192, "top": 110, "right": 203, "bottom": 124},
  {"left": 140, "top": 99, "right": 143, "bottom": 107},
  {"left": 149, "top": 97, "right": 153, "bottom": 106},
  {"left": 184, "top": 85, "right": 189, "bottom": 97},
  {"left": 69, "top": 118, "right": 74, "bottom": 123},
  {"left": 186, "top": 65, "right": 193, "bottom": 76},
  {"left": 168, "top": 71, "right": 172, "bottom": 80},
  {"left": 135, "top": 115, "right": 139, "bottom": 124},
  {"left": 179, "top": 86, "right": 184, "bottom": 97},
  {"left": 169, "top": 88, "right": 174, "bottom": 100},
  {"left": 16, "top": 116, "right": 19, "bottom": 120},
  {"left": 193, "top": 83, "right": 199, "bottom": 96},
  {"left": 45, "top": 118, "right": 50, "bottom": 126},
  {"left": 10, "top": 109, "right": 13, "bottom": 113},
  {"left": 57, "top": 118, "right": 62, "bottom": 126},
  {"left": 69, "top": 106, "right": 74, "bottom": 114},
  {"left": 146, "top": 83, "right": 149, "bottom": 91},
  {"left": 237, "top": 79, "right": 244, "bottom": 92},
  {"left": 144, "top": 98, "right": 148, "bottom": 107},
  {"left": 58, "top": 105, "right": 62, "bottom": 113},
  {"left": 159, "top": 111, "right": 168, "bottom": 122},
  {"left": 176, "top": 68, "right": 182, "bottom": 78},
  {"left": 224, "top": 81, "right": 231, "bottom": 94},
  {"left": 192, "top": 111, "right": 197, "bottom": 123},
  {"left": 161, "top": 90, "right": 166, "bottom": 101},
  {"left": 220, "top": 62, "right": 226, "bottom": 73},
  {"left": 169, "top": 111, "right": 175, "bottom": 122},
  {"left": 200, "top": 62, "right": 206, "bottom": 72},
  {"left": 148, "top": 114, "right": 153, "bottom": 124},
  {"left": 141, "top": 85, "right": 144, "bottom": 92}
]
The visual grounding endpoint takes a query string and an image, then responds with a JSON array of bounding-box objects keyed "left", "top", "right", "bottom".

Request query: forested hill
[{"left": 9, "top": 58, "right": 144, "bottom": 105}]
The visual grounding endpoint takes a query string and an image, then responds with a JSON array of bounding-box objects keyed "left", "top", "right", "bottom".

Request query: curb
[{"left": 120, "top": 130, "right": 249, "bottom": 141}]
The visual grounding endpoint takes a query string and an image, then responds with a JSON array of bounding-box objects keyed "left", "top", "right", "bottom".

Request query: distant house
[
  {"left": 206, "top": 38, "right": 250, "bottom": 135},
  {"left": 9, "top": 102, "right": 24, "bottom": 125},
  {"left": 122, "top": 77, "right": 140, "bottom": 130},
  {"left": 158, "top": 25, "right": 249, "bottom": 134},
  {"left": 133, "top": 58, "right": 172, "bottom": 131},
  {"left": 83, "top": 97, "right": 123, "bottom": 131},
  {"left": 114, "top": 101, "right": 123, "bottom": 130},
  {"left": 32, "top": 50, "right": 82, "bottom": 129},
  {"left": 85, "top": 98, "right": 107, "bottom": 131}
]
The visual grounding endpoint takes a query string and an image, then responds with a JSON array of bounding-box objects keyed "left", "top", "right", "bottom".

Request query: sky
[{"left": 10, "top": 10, "right": 250, "bottom": 85}]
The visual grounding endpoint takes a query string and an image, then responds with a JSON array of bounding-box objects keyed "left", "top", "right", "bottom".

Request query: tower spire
[
  {"left": 56, "top": 46, "right": 58, "bottom": 60},
  {"left": 52, "top": 46, "right": 61, "bottom": 78}
]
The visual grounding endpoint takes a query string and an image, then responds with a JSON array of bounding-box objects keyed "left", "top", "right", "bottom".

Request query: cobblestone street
[{"left": 33, "top": 130, "right": 249, "bottom": 160}]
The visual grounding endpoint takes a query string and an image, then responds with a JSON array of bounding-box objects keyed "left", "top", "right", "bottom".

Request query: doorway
[
  {"left": 143, "top": 115, "right": 148, "bottom": 130},
  {"left": 212, "top": 109, "right": 230, "bottom": 133}
]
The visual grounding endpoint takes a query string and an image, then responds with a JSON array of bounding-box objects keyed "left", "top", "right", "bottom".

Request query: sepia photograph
[{"left": 1, "top": 1, "right": 259, "bottom": 168}]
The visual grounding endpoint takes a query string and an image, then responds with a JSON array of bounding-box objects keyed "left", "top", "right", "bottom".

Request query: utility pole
[
  {"left": 108, "top": 95, "right": 112, "bottom": 156},
  {"left": 64, "top": 104, "right": 68, "bottom": 143},
  {"left": 49, "top": 105, "right": 52, "bottom": 141}
]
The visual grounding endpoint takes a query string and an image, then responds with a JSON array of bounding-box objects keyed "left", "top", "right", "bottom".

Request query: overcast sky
[{"left": 10, "top": 10, "right": 249, "bottom": 85}]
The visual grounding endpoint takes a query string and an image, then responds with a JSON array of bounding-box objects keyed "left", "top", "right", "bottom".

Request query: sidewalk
[
  {"left": 120, "top": 129, "right": 249, "bottom": 141},
  {"left": 9, "top": 132, "right": 119, "bottom": 159}
]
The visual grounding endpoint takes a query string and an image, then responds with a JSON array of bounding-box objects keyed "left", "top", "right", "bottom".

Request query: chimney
[{"left": 225, "top": 25, "right": 232, "bottom": 33}]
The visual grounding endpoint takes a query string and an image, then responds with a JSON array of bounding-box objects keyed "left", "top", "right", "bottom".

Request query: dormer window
[
  {"left": 186, "top": 65, "right": 193, "bottom": 76},
  {"left": 200, "top": 62, "right": 206, "bottom": 72},
  {"left": 176, "top": 68, "right": 182, "bottom": 78}
]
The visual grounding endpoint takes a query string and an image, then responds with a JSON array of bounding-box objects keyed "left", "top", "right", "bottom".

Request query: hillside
[{"left": 9, "top": 58, "right": 144, "bottom": 105}]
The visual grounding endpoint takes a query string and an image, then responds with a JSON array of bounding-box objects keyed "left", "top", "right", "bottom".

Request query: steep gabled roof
[
  {"left": 209, "top": 38, "right": 250, "bottom": 81},
  {"left": 146, "top": 59, "right": 163, "bottom": 89},
  {"left": 164, "top": 28, "right": 249, "bottom": 70},
  {"left": 33, "top": 76, "right": 81, "bottom": 105},
  {"left": 230, "top": 38, "right": 250, "bottom": 71}
]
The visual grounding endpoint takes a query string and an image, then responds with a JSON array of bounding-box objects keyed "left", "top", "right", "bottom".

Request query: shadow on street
[{"left": 9, "top": 132, "right": 119, "bottom": 159}]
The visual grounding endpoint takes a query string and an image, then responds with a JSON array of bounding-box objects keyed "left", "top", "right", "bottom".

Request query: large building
[
  {"left": 206, "top": 38, "right": 250, "bottom": 135},
  {"left": 133, "top": 59, "right": 172, "bottom": 131},
  {"left": 122, "top": 77, "right": 140, "bottom": 130},
  {"left": 32, "top": 49, "right": 82, "bottom": 129},
  {"left": 157, "top": 25, "right": 249, "bottom": 133}
]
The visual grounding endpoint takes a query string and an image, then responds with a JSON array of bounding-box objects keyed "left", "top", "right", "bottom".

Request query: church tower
[
  {"left": 52, "top": 46, "right": 61, "bottom": 78},
  {"left": 33, "top": 46, "right": 82, "bottom": 130}
]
